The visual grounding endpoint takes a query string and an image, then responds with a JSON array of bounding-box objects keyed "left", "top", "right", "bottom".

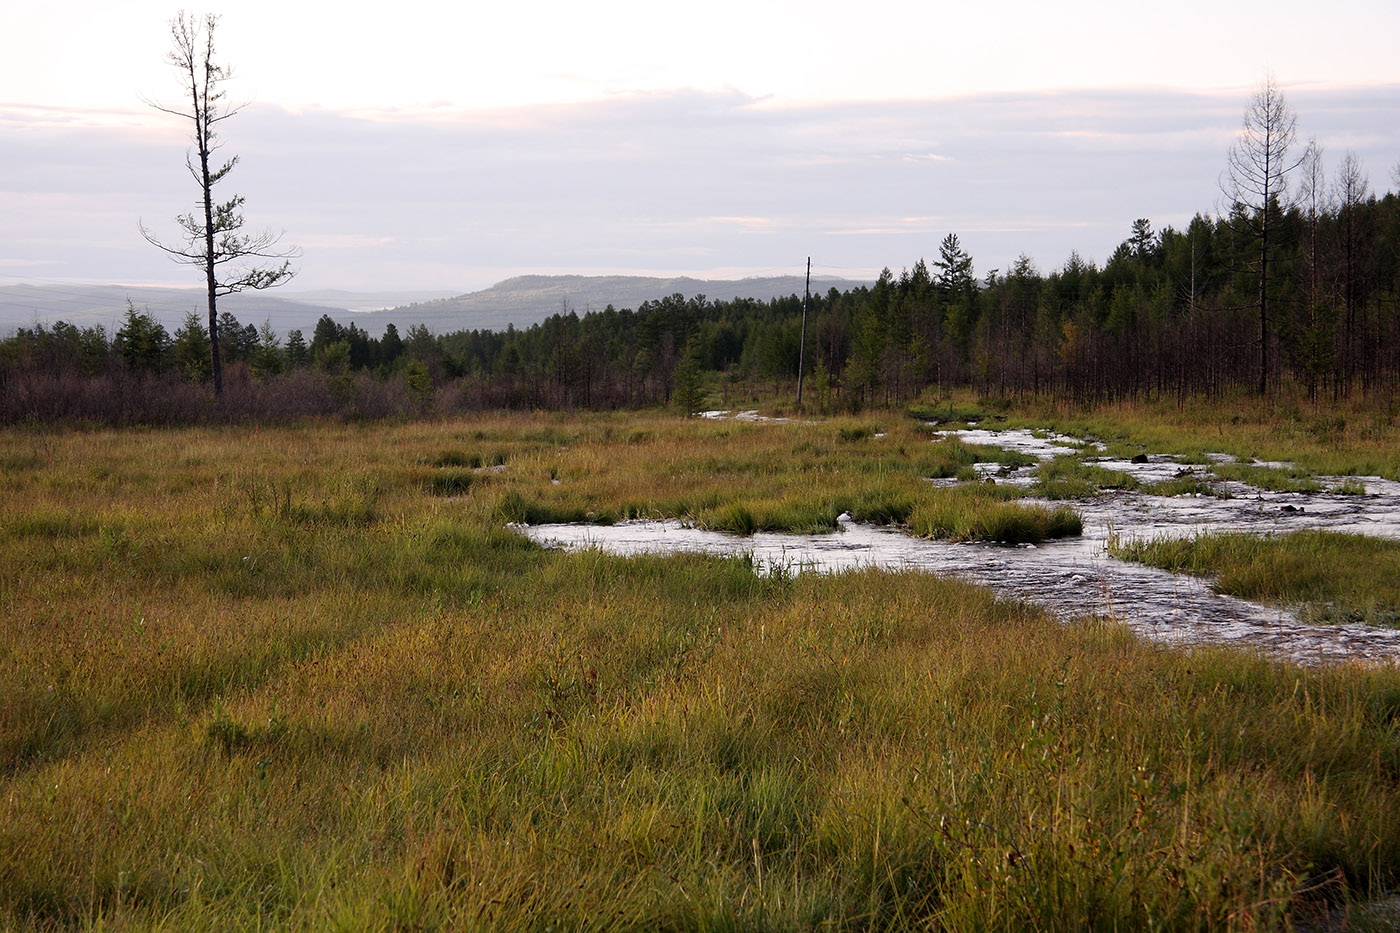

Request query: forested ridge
[{"left": 5, "top": 188, "right": 1400, "bottom": 423}]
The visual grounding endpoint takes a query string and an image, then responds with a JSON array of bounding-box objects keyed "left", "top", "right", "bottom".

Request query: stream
[{"left": 517, "top": 428, "right": 1400, "bottom": 665}]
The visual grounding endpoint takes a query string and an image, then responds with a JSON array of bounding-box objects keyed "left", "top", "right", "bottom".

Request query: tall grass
[
  {"left": 981, "top": 390, "right": 1400, "bottom": 481},
  {"left": 2, "top": 413, "right": 1399, "bottom": 928},
  {"left": 471, "top": 414, "right": 1082, "bottom": 544},
  {"left": 1035, "top": 455, "right": 1140, "bottom": 499},
  {"left": 909, "top": 486, "right": 1083, "bottom": 543},
  {"left": 1112, "top": 529, "right": 1400, "bottom": 626},
  {"left": 1213, "top": 463, "right": 1323, "bottom": 493}
]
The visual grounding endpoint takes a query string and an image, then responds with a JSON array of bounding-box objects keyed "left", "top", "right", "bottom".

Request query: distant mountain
[
  {"left": 367, "top": 274, "right": 869, "bottom": 333},
  {"left": 0, "top": 285, "right": 457, "bottom": 337},
  {"left": 277, "top": 289, "right": 460, "bottom": 313},
  {"left": 1, "top": 275, "right": 869, "bottom": 339}
]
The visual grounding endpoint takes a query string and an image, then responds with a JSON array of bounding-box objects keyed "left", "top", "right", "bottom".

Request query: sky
[{"left": 3, "top": 0, "right": 1400, "bottom": 295}]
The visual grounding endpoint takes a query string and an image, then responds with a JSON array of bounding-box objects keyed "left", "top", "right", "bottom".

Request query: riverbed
[{"left": 517, "top": 428, "right": 1400, "bottom": 664}]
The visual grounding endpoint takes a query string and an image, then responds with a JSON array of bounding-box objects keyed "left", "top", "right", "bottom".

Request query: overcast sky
[{"left": 3, "top": 0, "right": 1399, "bottom": 293}]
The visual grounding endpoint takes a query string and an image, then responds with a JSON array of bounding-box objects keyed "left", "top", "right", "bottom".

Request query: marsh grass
[
  {"left": 1112, "top": 530, "right": 1400, "bottom": 627},
  {"left": 1140, "top": 475, "right": 1231, "bottom": 499},
  {"left": 990, "top": 391, "right": 1400, "bottom": 481},
  {"left": 959, "top": 440, "right": 1040, "bottom": 469},
  {"left": 1035, "top": 455, "right": 1141, "bottom": 499},
  {"left": 2, "top": 413, "right": 1399, "bottom": 929},
  {"left": 695, "top": 498, "right": 842, "bottom": 535},
  {"left": 1212, "top": 463, "right": 1323, "bottom": 493},
  {"left": 906, "top": 401, "right": 1008, "bottom": 425},
  {"left": 479, "top": 415, "right": 1081, "bottom": 544},
  {"left": 909, "top": 486, "right": 1083, "bottom": 543}
]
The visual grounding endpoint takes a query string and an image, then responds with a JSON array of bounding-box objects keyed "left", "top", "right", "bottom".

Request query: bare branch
[
  {"left": 1220, "top": 74, "right": 1303, "bottom": 396},
  {"left": 1334, "top": 151, "right": 1370, "bottom": 210},
  {"left": 139, "top": 12, "right": 298, "bottom": 398}
]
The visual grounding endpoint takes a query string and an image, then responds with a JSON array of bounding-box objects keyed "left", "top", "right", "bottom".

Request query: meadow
[{"left": 4, "top": 401, "right": 1400, "bottom": 930}]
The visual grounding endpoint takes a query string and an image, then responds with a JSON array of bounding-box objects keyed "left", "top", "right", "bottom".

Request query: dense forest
[{"left": 4, "top": 175, "right": 1400, "bottom": 423}]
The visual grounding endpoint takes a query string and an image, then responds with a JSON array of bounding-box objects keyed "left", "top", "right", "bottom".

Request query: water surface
[{"left": 518, "top": 429, "right": 1400, "bottom": 664}]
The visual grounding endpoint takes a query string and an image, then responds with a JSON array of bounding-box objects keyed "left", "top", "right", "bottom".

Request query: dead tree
[
  {"left": 140, "top": 12, "right": 297, "bottom": 397},
  {"left": 1222, "top": 75, "right": 1303, "bottom": 396}
]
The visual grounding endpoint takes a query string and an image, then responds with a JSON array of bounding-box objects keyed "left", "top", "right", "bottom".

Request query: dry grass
[
  {"left": 983, "top": 390, "right": 1400, "bottom": 480},
  {"left": 2, "top": 412, "right": 1400, "bottom": 929},
  {"left": 1113, "top": 530, "right": 1400, "bottom": 627}
]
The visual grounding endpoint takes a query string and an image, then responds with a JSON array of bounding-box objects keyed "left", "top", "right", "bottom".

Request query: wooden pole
[{"left": 797, "top": 257, "right": 810, "bottom": 405}]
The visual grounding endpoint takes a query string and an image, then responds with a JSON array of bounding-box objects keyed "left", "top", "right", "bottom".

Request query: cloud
[
  {"left": 295, "top": 234, "right": 397, "bottom": 250},
  {"left": 4, "top": 84, "right": 1399, "bottom": 290}
]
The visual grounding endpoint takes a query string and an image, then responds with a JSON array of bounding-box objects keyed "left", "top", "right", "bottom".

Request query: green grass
[
  {"left": 1034, "top": 455, "right": 1141, "bottom": 499},
  {"left": 909, "top": 486, "right": 1084, "bottom": 543},
  {"left": 2, "top": 413, "right": 1400, "bottom": 928},
  {"left": 475, "top": 416, "right": 1080, "bottom": 544},
  {"left": 1140, "top": 475, "right": 1231, "bottom": 498},
  {"left": 1112, "top": 530, "right": 1400, "bottom": 626},
  {"left": 907, "top": 401, "right": 1009, "bottom": 425},
  {"left": 1212, "top": 463, "right": 1323, "bottom": 493},
  {"left": 695, "top": 498, "right": 842, "bottom": 535},
  {"left": 976, "top": 390, "right": 1400, "bottom": 481}
]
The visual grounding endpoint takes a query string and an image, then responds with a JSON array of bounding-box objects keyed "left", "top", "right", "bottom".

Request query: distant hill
[
  {"left": 1, "top": 274, "right": 869, "bottom": 338},
  {"left": 0, "top": 285, "right": 455, "bottom": 338},
  {"left": 367, "top": 274, "right": 868, "bottom": 334}
]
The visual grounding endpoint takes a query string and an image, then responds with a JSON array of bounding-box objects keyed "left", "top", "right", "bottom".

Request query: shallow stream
[{"left": 518, "top": 428, "right": 1400, "bottom": 665}]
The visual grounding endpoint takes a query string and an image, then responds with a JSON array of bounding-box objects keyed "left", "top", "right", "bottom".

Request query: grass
[
  {"left": 1112, "top": 529, "right": 1400, "bottom": 627},
  {"left": 1034, "top": 455, "right": 1141, "bottom": 500},
  {"left": 1212, "top": 463, "right": 1323, "bottom": 493},
  {"left": 2, "top": 412, "right": 1400, "bottom": 928},
  {"left": 978, "top": 389, "right": 1400, "bottom": 481},
  {"left": 694, "top": 499, "right": 843, "bottom": 535},
  {"left": 468, "top": 415, "right": 1081, "bottom": 545},
  {"left": 909, "top": 486, "right": 1083, "bottom": 543},
  {"left": 1140, "top": 475, "right": 1231, "bottom": 498}
]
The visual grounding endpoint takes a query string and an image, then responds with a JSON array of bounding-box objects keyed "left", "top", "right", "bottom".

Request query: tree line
[
  {"left": 3, "top": 176, "right": 1397, "bottom": 424},
  {"left": 6, "top": 69, "right": 1400, "bottom": 423},
  {"left": 441, "top": 183, "right": 1400, "bottom": 409}
]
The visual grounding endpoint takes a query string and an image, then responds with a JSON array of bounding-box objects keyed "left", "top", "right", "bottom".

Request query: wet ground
[
  {"left": 518, "top": 428, "right": 1400, "bottom": 665},
  {"left": 935, "top": 427, "right": 1400, "bottom": 541}
]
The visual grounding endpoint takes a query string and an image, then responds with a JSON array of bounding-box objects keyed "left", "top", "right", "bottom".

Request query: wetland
[
  {"left": 4, "top": 401, "right": 1400, "bottom": 929},
  {"left": 524, "top": 421, "right": 1400, "bottom": 664}
]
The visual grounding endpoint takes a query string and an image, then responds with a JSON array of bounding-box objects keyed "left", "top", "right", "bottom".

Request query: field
[{"left": 4, "top": 401, "right": 1400, "bottom": 930}]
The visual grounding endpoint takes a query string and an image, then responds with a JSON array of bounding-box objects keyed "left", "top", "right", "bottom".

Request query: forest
[{"left": 4, "top": 178, "right": 1400, "bottom": 423}]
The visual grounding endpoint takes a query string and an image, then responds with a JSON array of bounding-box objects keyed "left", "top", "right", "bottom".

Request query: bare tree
[
  {"left": 1293, "top": 139, "right": 1335, "bottom": 399},
  {"left": 1296, "top": 138, "right": 1328, "bottom": 303},
  {"left": 1222, "top": 75, "right": 1303, "bottom": 395},
  {"left": 1334, "top": 152, "right": 1370, "bottom": 388},
  {"left": 140, "top": 12, "right": 297, "bottom": 397}
]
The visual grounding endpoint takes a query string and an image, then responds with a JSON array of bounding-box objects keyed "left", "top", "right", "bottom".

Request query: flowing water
[{"left": 517, "top": 428, "right": 1400, "bottom": 665}]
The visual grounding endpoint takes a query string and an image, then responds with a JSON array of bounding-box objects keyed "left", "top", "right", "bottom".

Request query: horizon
[
  {"left": 0, "top": 270, "right": 883, "bottom": 340},
  {"left": 4, "top": 2, "right": 1399, "bottom": 294}
]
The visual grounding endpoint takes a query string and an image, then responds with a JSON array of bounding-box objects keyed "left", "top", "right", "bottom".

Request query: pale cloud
[
  {"left": 704, "top": 217, "right": 782, "bottom": 232},
  {"left": 3, "top": 84, "right": 1398, "bottom": 292},
  {"left": 295, "top": 234, "right": 398, "bottom": 250},
  {"left": 826, "top": 228, "right": 926, "bottom": 238},
  {"left": 6, "top": 0, "right": 1400, "bottom": 136},
  {"left": 0, "top": 258, "right": 60, "bottom": 268}
]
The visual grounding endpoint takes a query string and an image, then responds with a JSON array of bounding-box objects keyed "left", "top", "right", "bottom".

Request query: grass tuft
[
  {"left": 909, "top": 488, "right": 1083, "bottom": 543},
  {"left": 1035, "top": 455, "right": 1140, "bottom": 499},
  {"left": 1112, "top": 529, "right": 1400, "bottom": 626}
]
